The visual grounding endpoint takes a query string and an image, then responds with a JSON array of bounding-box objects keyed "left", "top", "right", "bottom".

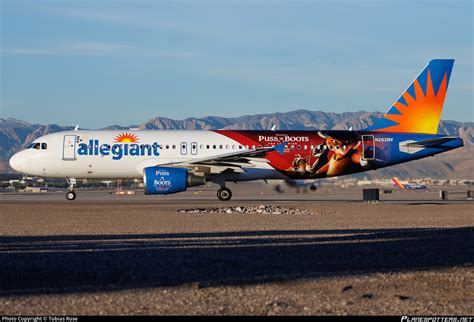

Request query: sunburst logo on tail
[
  {"left": 114, "top": 133, "right": 139, "bottom": 143},
  {"left": 383, "top": 69, "right": 448, "bottom": 134},
  {"left": 367, "top": 59, "right": 454, "bottom": 134}
]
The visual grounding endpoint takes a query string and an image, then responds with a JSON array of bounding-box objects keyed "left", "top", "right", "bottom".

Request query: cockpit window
[{"left": 28, "top": 142, "right": 47, "bottom": 149}]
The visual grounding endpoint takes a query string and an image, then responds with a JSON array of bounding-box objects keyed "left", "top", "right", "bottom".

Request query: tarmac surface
[{"left": 0, "top": 183, "right": 473, "bottom": 315}]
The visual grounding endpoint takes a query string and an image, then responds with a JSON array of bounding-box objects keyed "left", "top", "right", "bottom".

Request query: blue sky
[{"left": 1, "top": 0, "right": 472, "bottom": 128}]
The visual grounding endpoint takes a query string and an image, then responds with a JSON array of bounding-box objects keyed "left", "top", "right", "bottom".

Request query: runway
[
  {"left": 1, "top": 182, "right": 472, "bottom": 203},
  {"left": 0, "top": 184, "right": 472, "bottom": 315}
]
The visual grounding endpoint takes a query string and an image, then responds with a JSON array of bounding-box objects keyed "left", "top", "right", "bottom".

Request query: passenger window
[
  {"left": 213, "top": 145, "right": 216, "bottom": 149},
  {"left": 206, "top": 145, "right": 210, "bottom": 149},
  {"left": 172, "top": 145, "right": 176, "bottom": 149},
  {"left": 41, "top": 143, "right": 47, "bottom": 150},
  {"left": 166, "top": 145, "right": 169, "bottom": 149},
  {"left": 219, "top": 145, "right": 223, "bottom": 149},
  {"left": 33, "top": 143, "right": 41, "bottom": 149}
]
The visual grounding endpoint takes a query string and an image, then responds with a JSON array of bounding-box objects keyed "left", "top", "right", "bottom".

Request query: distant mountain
[
  {"left": 138, "top": 110, "right": 383, "bottom": 131},
  {"left": 0, "top": 110, "right": 472, "bottom": 179}
]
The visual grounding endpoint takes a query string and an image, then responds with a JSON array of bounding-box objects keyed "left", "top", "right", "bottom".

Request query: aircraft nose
[{"left": 9, "top": 152, "right": 23, "bottom": 172}]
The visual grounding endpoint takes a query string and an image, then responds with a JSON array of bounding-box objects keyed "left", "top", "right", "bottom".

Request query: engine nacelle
[{"left": 143, "top": 166, "right": 205, "bottom": 195}]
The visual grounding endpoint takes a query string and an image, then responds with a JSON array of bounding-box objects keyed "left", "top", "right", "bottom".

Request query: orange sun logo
[
  {"left": 114, "top": 133, "right": 139, "bottom": 143},
  {"left": 383, "top": 69, "right": 448, "bottom": 134},
  {"left": 364, "top": 59, "right": 453, "bottom": 135}
]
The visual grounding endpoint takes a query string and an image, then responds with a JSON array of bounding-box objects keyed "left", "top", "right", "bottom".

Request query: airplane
[
  {"left": 392, "top": 177, "right": 428, "bottom": 190},
  {"left": 272, "top": 179, "right": 318, "bottom": 194},
  {"left": 9, "top": 59, "right": 463, "bottom": 201}
]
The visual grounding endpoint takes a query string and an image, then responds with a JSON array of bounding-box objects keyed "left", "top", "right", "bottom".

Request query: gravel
[{"left": 177, "top": 204, "right": 314, "bottom": 215}]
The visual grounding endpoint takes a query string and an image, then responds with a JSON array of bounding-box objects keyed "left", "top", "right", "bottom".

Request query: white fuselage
[{"left": 9, "top": 130, "right": 280, "bottom": 180}]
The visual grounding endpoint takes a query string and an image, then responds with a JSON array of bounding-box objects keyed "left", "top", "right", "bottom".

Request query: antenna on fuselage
[
  {"left": 271, "top": 124, "right": 276, "bottom": 131},
  {"left": 74, "top": 125, "right": 79, "bottom": 131}
]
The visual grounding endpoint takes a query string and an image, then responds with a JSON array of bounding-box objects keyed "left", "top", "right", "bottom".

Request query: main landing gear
[
  {"left": 66, "top": 178, "right": 77, "bottom": 201},
  {"left": 217, "top": 187, "right": 232, "bottom": 201},
  {"left": 212, "top": 176, "right": 232, "bottom": 201}
]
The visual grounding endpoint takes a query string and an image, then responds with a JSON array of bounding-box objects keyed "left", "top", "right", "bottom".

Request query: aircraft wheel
[
  {"left": 217, "top": 187, "right": 232, "bottom": 201},
  {"left": 66, "top": 191, "right": 76, "bottom": 201}
]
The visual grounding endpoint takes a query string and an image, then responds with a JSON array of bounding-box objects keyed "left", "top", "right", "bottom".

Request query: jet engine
[{"left": 143, "top": 166, "right": 205, "bottom": 195}]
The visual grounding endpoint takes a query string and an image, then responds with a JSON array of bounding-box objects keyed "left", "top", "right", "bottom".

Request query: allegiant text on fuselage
[{"left": 77, "top": 140, "right": 160, "bottom": 160}]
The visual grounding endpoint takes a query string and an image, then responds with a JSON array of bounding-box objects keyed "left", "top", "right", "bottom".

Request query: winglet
[{"left": 274, "top": 142, "right": 287, "bottom": 155}]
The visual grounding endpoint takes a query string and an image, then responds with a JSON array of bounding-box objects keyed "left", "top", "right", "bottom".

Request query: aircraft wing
[{"left": 159, "top": 142, "right": 287, "bottom": 175}]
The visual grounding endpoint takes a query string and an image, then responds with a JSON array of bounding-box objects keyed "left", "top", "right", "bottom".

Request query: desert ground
[{"left": 0, "top": 183, "right": 472, "bottom": 315}]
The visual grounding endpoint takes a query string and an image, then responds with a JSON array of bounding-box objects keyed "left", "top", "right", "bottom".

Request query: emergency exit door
[
  {"left": 191, "top": 142, "right": 198, "bottom": 155},
  {"left": 180, "top": 142, "right": 187, "bottom": 155}
]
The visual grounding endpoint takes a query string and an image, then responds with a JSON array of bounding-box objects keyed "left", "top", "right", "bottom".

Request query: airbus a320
[{"left": 9, "top": 59, "right": 463, "bottom": 201}]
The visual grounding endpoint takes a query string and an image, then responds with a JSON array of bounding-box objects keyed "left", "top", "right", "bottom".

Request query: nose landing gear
[
  {"left": 66, "top": 191, "right": 76, "bottom": 200},
  {"left": 66, "top": 178, "right": 77, "bottom": 201}
]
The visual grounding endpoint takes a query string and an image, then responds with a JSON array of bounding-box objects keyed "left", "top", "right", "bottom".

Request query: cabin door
[{"left": 63, "top": 135, "right": 77, "bottom": 161}]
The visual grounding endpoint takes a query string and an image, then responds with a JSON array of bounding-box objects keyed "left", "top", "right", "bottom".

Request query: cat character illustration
[
  {"left": 315, "top": 131, "right": 369, "bottom": 176},
  {"left": 291, "top": 154, "right": 310, "bottom": 173},
  {"left": 306, "top": 143, "right": 330, "bottom": 174}
]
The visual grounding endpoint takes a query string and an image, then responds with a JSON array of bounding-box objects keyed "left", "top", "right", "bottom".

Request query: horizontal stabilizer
[
  {"left": 405, "top": 136, "right": 459, "bottom": 148},
  {"left": 399, "top": 136, "right": 462, "bottom": 154}
]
